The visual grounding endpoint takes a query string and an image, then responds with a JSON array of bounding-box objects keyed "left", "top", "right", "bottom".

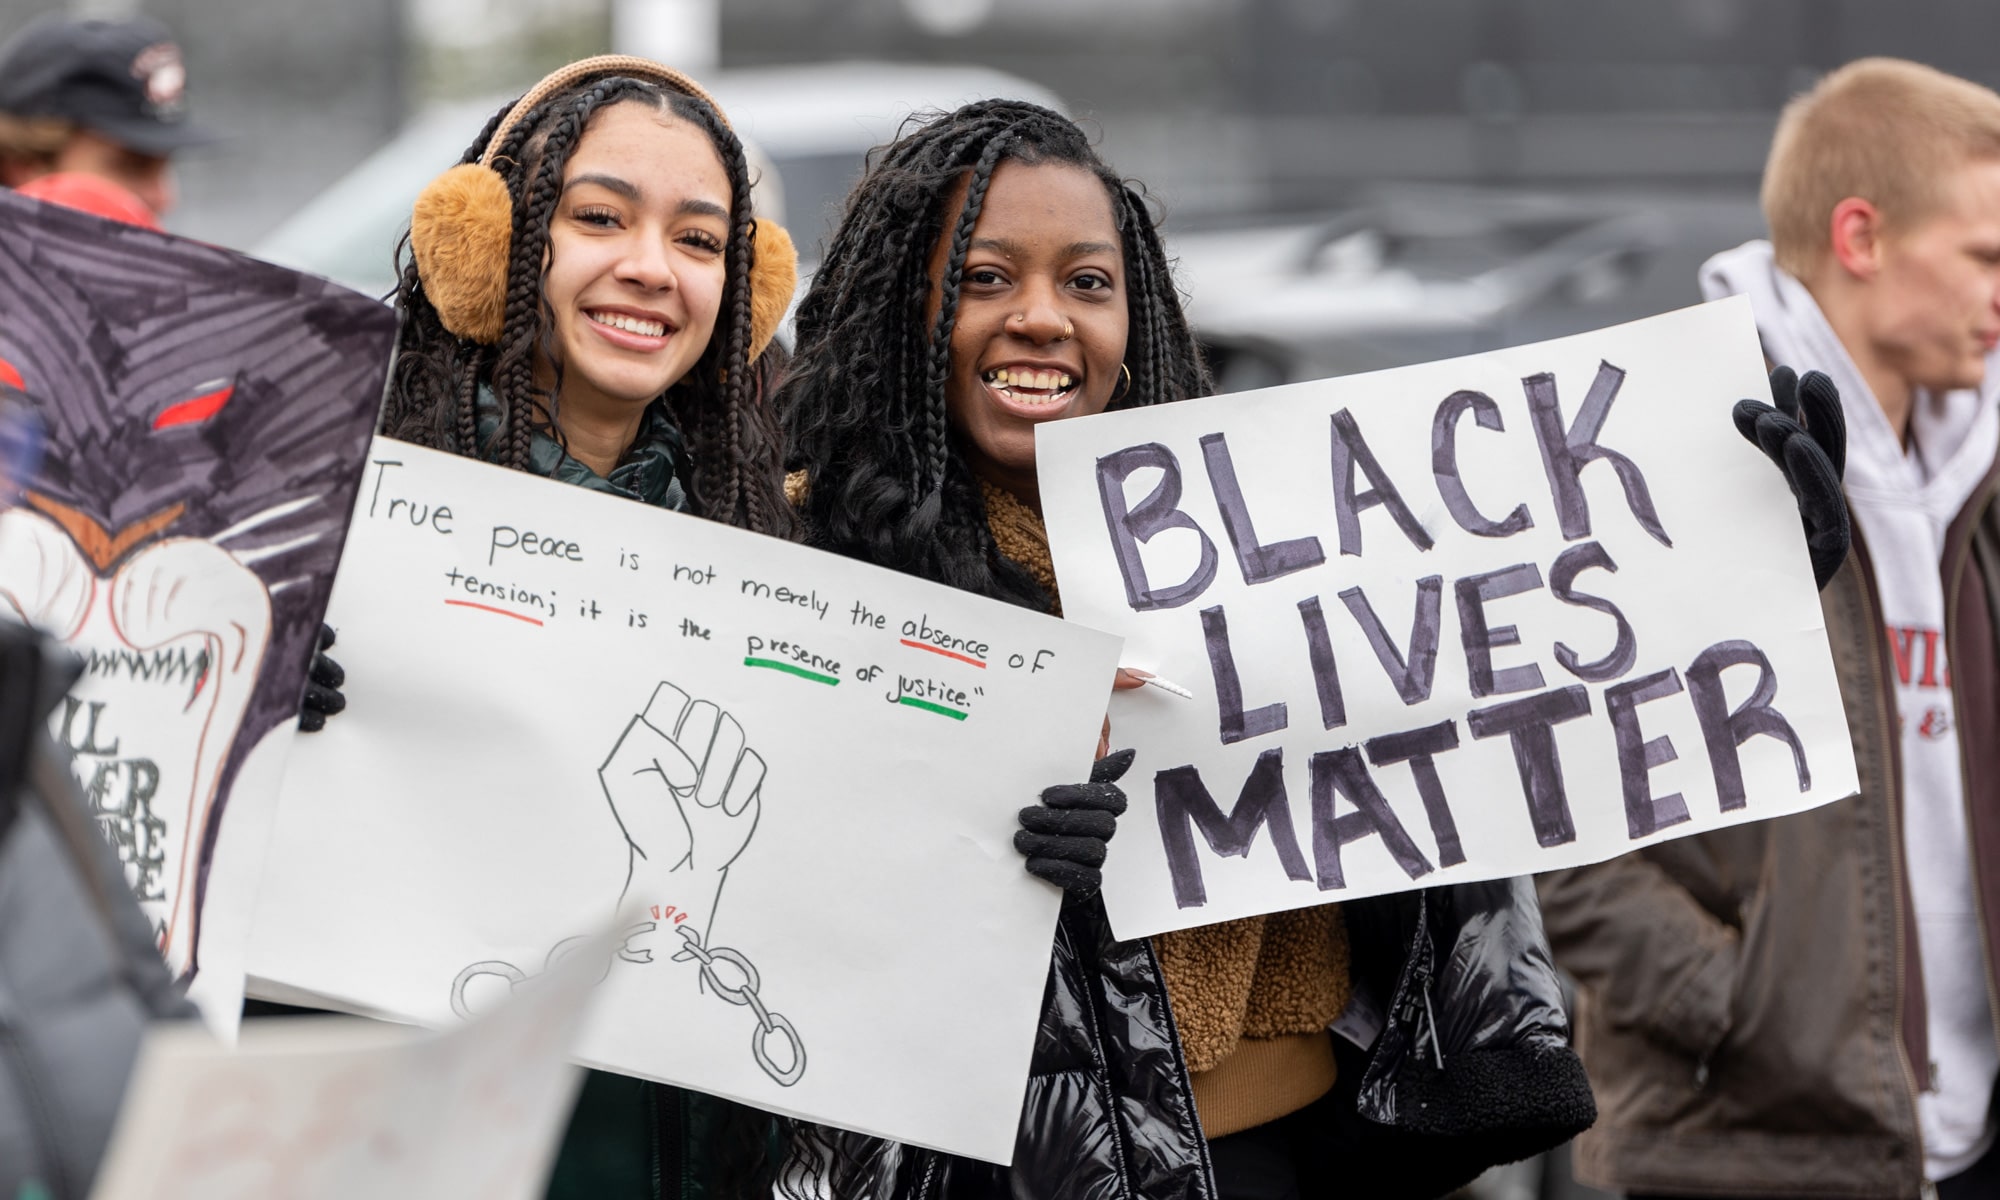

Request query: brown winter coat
[{"left": 1537, "top": 477, "right": 2000, "bottom": 1199}]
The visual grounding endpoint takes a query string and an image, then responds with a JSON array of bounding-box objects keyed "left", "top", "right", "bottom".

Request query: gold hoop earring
[{"left": 1111, "top": 362, "right": 1133, "bottom": 401}]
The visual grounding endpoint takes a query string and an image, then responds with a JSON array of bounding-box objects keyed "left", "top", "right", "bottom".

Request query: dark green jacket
[{"left": 477, "top": 394, "right": 761, "bottom": 1200}]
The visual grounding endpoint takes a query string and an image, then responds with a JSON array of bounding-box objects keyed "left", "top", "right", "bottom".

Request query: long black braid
[
  {"left": 378, "top": 75, "right": 797, "bottom": 539},
  {"left": 780, "top": 99, "right": 1208, "bottom": 610}
]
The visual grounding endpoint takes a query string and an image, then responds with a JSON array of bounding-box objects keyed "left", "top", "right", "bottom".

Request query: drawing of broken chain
[
  {"left": 448, "top": 921, "right": 807, "bottom": 1088},
  {"left": 671, "top": 924, "right": 806, "bottom": 1087},
  {"left": 449, "top": 681, "right": 804, "bottom": 1087}
]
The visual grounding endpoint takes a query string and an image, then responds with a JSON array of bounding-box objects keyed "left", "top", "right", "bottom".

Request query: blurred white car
[{"left": 252, "top": 61, "right": 1065, "bottom": 300}]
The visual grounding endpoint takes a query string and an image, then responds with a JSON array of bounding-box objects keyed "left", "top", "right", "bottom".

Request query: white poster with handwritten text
[
  {"left": 246, "top": 439, "right": 1121, "bottom": 1165},
  {"left": 1038, "top": 298, "right": 1858, "bottom": 939}
]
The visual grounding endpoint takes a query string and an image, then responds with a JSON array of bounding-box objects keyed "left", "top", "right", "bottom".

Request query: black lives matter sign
[{"left": 1039, "top": 299, "right": 1858, "bottom": 939}]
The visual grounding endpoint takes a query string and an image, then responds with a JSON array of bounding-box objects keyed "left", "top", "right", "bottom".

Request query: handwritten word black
[
  {"left": 1095, "top": 360, "right": 1667, "bottom": 612},
  {"left": 849, "top": 601, "right": 888, "bottom": 629}
]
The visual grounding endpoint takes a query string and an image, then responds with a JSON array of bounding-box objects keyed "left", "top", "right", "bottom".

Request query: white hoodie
[{"left": 1702, "top": 240, "right": 2000, "bottom": 1180}]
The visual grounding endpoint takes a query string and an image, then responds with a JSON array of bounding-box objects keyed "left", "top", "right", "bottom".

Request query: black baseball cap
[{"left": 0, "top": 14, "right": 218, "bottom": 156}]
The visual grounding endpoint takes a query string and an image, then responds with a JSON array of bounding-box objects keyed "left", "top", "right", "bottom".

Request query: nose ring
[{"left": 1008, "top": 314, "right": 1075, "bottom": 342}]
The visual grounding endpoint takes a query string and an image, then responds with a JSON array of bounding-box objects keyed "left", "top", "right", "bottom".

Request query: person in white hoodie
[{"left": 1540, "top": 57, "right": 2000, "bottom": 1200}]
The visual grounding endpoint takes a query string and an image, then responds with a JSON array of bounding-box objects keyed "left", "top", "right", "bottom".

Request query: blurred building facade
[
  {"left": 7, "top": 0, "right": 2000, "bottom": 256},
  {"left": 721, "top": 0, "right": 2000, "bottom": 222}
]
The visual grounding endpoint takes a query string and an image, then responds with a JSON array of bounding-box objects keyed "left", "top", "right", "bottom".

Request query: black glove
[
  {"left": 298, "top": 623, "right": 346, "bottom": 733},
  {"left": 1016, "top": 748, "right": 1134, "bottom": 899},
  {"left": 1733, "top": 366, "right": 1850, "bottom": 591}
]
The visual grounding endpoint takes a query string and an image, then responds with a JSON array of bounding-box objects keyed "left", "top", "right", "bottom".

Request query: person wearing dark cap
[{"left": 0, "top": 13, "right": 216, "bottom": 220}]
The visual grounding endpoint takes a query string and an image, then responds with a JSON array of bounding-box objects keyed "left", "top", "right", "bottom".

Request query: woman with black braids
[
  {"left": 374, "top": 57, "right": 795, "bottom": 535},
  {"left": 777, "top": 99, "right": 1617, "bottom": 1200},
  {"left": 304, "top": 55, "right": 799, "bottom": 1200}
]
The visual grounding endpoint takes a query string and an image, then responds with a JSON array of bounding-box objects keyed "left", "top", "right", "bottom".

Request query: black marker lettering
[
  {"left": 1296, "top": 596, "right": 1346, "bottom": 730},
  {"left": 1329, "top": 409, "right": 1433, "bottom": 557},
  {"left": 1096, "top": 443, "right": 1220, "bottom": 611},
  {"left": 1687, "top": 639, "right": 1810, "bottom": 810},
  {"left": 1549, "top": 540, "right": 1637, "bottom": 682},
  {"left": 1605, "top": 668, "right": 1691, "bottom": 837},
  {"left": 1155, "top": 750, "right": 1312, "bottom": 908},
  {"left": 1456, "top": 563, "right": 1547, "bottom": 698},
  {"left": 1432, "top": 390, "right": 1533, "bottom": 537},
  {"left": 1201, "top": 431, "right": 1326, "bottom": 584},
  {"left": 1523, "top": 360, "right": 1671, "bottom": 547},
  {"left": 1467, "top": 685, "right": 1592, "bottom": 847},
  {"left": 1338, "top": 576, "right": 1443, "bottom": 705},
  {"left": 1309, "top": 747, "right": 1433, "bottom": 890},
  {"left": 1365, "top": 720, "right": 1466, "bottom": 868},
  {"left": 1201, "top": 604, "right": 1287, "bottom": 744}
]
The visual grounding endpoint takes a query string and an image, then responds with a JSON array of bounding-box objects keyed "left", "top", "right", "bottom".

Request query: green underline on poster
[
  {"left": 897, "top": 697, "right": 968, "bottom": 721},
  {"left": 743, "top": 657, "right": 839, "bottom": 686}
]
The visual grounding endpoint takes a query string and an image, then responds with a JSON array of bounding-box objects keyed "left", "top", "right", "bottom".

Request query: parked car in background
[
  {"left": 1168, "top": 184, "right": 1762, "bottom": 393},
  {"left": 252, "top": 61, "right": 1064, "bottom": 300}
]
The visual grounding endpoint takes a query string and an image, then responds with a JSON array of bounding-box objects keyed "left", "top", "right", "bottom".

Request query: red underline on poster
[
  {"left": 444, "top": 599, "right": 544, "bottom": 626},
  {"left": 899, "top": 639, "right": 987, "bottom": 668}
]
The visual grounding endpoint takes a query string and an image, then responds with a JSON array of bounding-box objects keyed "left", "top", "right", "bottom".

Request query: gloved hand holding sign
[{"left": 597, "top": 681, "right": 764, "bottom": 964}]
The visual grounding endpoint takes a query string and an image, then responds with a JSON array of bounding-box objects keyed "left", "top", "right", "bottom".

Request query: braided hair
[
  {"left": 379, "top": 76, "right": 796, "bottom": 537},
  {"left": 780, "top": 99, "right": 1208, "bottom": 610}
]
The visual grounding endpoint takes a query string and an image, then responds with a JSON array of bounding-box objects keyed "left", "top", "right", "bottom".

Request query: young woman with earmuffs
[{"left": 295, "top": 54, "right": 802, "bottom": 1199}]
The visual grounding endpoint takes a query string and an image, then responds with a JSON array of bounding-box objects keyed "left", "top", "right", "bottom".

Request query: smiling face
[
  {"left": 927, "top": 159, "right": 1127, "bottom": 502},
  {"left": 539, "top": 101, "right": 732, "bottom": 420},
  {"left": 1865, "top": 157, "right": 2000, "bottom": 394}
]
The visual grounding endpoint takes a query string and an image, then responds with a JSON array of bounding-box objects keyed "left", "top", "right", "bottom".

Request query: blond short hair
[{"left": 1764, "top": 58, "right": 2000, "bottom": 277}]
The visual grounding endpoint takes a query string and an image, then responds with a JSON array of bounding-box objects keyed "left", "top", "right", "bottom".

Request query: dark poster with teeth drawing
[{"left": 0, "top": 190, "right": 394, "bottom": 1000}]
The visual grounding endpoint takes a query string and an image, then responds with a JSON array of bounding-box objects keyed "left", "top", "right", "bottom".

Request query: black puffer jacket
[{"left": 880, "top": 877, "right": 1594, "bottom": 1200}]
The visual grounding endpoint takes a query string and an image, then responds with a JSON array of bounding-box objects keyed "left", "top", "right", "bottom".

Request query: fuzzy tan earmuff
[
  {"left": 411, "top": 162, "right": 513, "bottom": 345},
  {"left": 409, "top": 53, "right": 796, "bottom": 359},
  {"left": 747, "top": 217, "right": 796, "bottom": 359}
]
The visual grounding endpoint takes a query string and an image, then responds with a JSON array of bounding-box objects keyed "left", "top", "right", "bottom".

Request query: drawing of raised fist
[{"left": 599, "top": 682, "right": 764, "bottom": 961}]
